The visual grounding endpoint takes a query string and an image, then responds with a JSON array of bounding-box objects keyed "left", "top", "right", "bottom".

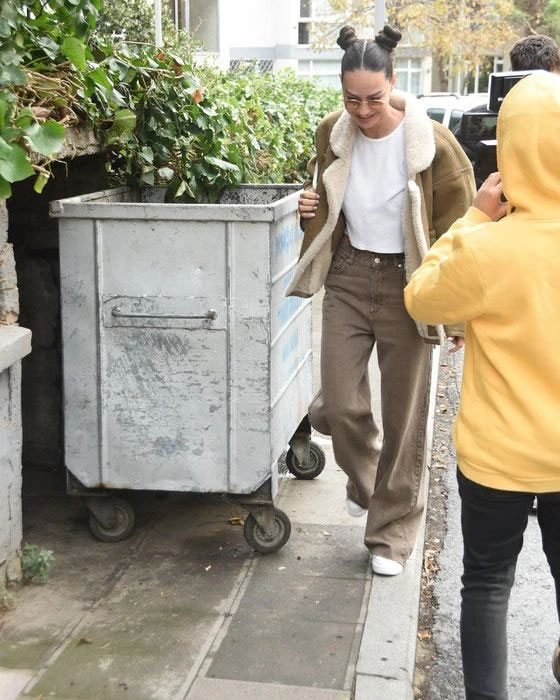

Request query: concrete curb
[
  {"left": 354, "top": 347, "right": 440, "bottom": 700},
  {"left": 354, "top": 494, "right": 427, "bottom": 700}
]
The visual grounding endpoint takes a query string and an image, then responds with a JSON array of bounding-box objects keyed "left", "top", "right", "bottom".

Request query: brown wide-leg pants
[{"left": 309, "top": 236, "right": 432, "bottom": 565}]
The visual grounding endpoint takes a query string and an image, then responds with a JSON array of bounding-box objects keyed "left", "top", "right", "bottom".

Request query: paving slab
[
  {"left": 205, "top": 524, "right": 369, "bottom": 689},
  {"left": 0, "top": 668, "right": 33, "bottom": 700},
  {"left": 187, "top": 678, "right": 351, "bottom": 700},
  {"left": 20, "top": 500, "right": 253, "bottom": 700}
]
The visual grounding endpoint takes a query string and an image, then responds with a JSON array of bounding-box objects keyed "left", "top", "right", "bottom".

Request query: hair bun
[
  {"left": 374, "top": 24, "right": 402, "bottom": 52},
  {"left": 337, "top": 25, "right": 359, "bottom": 51}
]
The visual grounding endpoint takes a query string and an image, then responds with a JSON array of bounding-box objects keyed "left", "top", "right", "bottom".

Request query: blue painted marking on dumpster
[
  {"left": 274, "top": 221, "right": 302, "bottom": 258},
  {"left": 282, "top": 328, "right": 300, "bottom": 364},
  {"left": 277, "top": 296, "right": 303, "bottom": 326}
]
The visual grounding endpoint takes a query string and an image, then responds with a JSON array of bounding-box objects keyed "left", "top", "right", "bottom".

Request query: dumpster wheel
[
  {"left": 88, "top": 497, "right": 135, "bottom": 543},
  {"left": 286, "top": 441, "right": 326, "bottom": 480},
  {"left": 244, "top": 508, "right": 291, "bottom": 554}
]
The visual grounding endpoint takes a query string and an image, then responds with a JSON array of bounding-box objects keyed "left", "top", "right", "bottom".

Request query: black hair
[
  {"left": 337, "top": 24, "right": 402, "bottom": 78},
  {"left": 510, "top": 34, "right": 560, "bottom": 72}
]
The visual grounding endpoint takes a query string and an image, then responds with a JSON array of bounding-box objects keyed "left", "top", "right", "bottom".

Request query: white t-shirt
[{"left": 342, "top": 121, "right": 407, "bottom": 253}]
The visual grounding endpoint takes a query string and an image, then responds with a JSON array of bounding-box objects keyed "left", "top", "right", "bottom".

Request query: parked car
[{"left": 416, "top": 92, "right": 488, "bottom": 131}]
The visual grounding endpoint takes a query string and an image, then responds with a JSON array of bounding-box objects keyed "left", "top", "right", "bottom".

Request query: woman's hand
[
  {"left": 448, "top": 336, "right": 465, "bottom": 353},
  {"left": 473, "top": 172, "right": 508, "bottom": 222},
  {"left": 299, "top": 189, "right": 320, "bottom": 219}
]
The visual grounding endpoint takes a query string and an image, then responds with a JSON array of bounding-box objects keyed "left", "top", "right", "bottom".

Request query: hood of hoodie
[{"left": 498, "top": 71, "right": 560, "bottom": 216}]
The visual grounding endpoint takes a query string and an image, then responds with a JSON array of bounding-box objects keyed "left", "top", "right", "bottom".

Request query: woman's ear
[{"left": 390, "top": 74, "right": 397, "bottom": 89}]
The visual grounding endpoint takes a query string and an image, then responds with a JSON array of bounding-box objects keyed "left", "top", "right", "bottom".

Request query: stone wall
[
  {"left": 0, "top": 329, "right": 31, "bottom": 587},
  {"left": 0, "top": 197, "right": 18, "bottom": 324},
  {"left": 0, "top": 194, "right": 31, "bottom": 587}
]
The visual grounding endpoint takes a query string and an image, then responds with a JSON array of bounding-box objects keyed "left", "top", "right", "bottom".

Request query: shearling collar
[{"left": 329, "top": 90, "right": 436, "bottom": 176}]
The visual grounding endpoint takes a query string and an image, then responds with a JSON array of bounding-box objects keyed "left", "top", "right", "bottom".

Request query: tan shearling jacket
[{"left": 286, "top": 90, "right": 476, "bottom": 343}]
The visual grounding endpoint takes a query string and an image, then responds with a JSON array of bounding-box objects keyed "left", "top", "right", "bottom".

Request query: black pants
[{"left": 458, "top": 468, "right": 560, "bottom": 700}]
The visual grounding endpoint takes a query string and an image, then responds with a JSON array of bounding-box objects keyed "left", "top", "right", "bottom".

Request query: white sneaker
[
  {"left": 345, "top": 498, "right": 368, "bottom": 518},
  {"left": 371, "top": 555, "right": 403, "bottom": 576}
]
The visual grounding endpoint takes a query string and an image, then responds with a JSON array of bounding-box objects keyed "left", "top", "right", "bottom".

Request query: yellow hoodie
[{"left": 404, "top": 71, "right": 560, "bottom": 493}]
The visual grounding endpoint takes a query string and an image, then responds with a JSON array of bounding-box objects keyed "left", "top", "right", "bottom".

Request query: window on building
[
  {"left": 298, "top": 58, "right": 340, "bottom": 88},
  {"left": 395, "top": 58, "right": 423, "bottom": 95},
  {"left": 298, "top": 0, "right": 333, "bottom": 45},
  {"left": 463, "top": 55, "right": 503, "bottom": 94},
  {"left": 298, "top": 22, "right": 311, "bottom": 44}
]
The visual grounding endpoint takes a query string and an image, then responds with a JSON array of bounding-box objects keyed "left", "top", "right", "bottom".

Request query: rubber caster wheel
[
  {"left": 286, "top": 441, "right": 326, "bottom": 480},
  {"left": 88, "top": 498, "right": 135, "bottom": 542},
  {"left": 243, "top": 508, "right": 291, "bottom": 554}
]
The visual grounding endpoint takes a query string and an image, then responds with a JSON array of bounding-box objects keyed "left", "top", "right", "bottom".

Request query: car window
[
  {"left": 426, "top": 107, "right": 445, "bottom": 123},
  {"left": 449, "top": 109, "right": 463, "bottom": 131}
]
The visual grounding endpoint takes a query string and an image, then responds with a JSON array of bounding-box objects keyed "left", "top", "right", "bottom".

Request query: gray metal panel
[
  {"left": 227, "top": 220, "right": 272, "bottom": 494},
  {"left": 102, "top": 324, "right": 228, "bottom": 490},
  {"left": 96, "top": 218, "right": 229, "bottom": 491},
  {"left": 97, "top": 218, "right": 227, "bottom": 299},
  {"left": 59, "top": 218, "right": 103, "bottom": 486}
]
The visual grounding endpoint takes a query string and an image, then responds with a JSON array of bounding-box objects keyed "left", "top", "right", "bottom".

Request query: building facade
[{"left": 186, "top": 0, "right": 433, "bottom": 95}]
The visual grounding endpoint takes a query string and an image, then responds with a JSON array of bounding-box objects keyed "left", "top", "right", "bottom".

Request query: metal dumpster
[{"left": 50, "top": 185, "right": 325, "bottom": 553}]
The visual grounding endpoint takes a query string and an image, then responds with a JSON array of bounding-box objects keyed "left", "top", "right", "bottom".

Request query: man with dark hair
[{"left": 510, "top": 33, "right": 560, "bottom": 73}]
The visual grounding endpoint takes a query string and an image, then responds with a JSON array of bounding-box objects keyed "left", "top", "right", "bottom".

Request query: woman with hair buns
[{"left": 286, "top": 25, "right": 475, "bottom": 576}]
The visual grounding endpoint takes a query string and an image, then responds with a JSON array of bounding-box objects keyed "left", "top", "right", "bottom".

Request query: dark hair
[
  {"left": 510, "top": 34, "right": 560, "bottom": 72},
  {"left": 337, "top": 24, "right": 402, "bottom": 78}
]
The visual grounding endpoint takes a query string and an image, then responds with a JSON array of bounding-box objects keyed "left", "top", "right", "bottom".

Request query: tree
[
  {"left": 515, "top": 0, "right": 560, "bottom": 39},
  {"left": 544, "top": 0, "right": 560, "bottom": 39},
  {"left": 315, "top": 0, "right": 522, "bottom": 84}
]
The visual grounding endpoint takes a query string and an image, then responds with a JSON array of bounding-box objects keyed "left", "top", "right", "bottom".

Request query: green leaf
[
  {"left": 140, "top": 168, "right": 154, "bottom": 186},
  {"left": 157, "top": 167, "right": 174, "bottom": 181},
  {"left": 204, "top": 156, "right": 240, "bottom": 173},
  {"left": 88, "top": 66, "right": 113, "bottom": 91},
  {"left": 113, "top": 109, "right": 136, "bottom": 133},
  {"left": 0, "top": 175, "right": 11, "bottom": 199},
  {"left": 140, "top": 146, "right": 153, "bottom": 163},
  {"left": 0, "top": 138, "right": 34, "bottom": 183},
  {"left": 34, "top": 173, "right": 49, "bottom": 194},
  {"left": 0, "top": 18, "right": 11, "bottom": 38},
  {"left": 0, "top": 64, "right": 26, "bottom": 86},
  {"left": 37, "top": 35, "right": 60, "bottom": 59},
  {"left": 0, "top": 96, "right": 8, "bottom": 131},
  {"left": 25, "top": 121, "right": 66, "bottom": 157},
  {"left": 61, "top": 37, "right": 87, "bottom": 72},
  {"left": 15, "top": 108, "right": 33, "bottom": 129},
  {"left": 175, "top": 180, "right": 190, "bottom": 198}
]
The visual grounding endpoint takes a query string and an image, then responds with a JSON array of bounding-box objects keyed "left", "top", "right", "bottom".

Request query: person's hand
[
  {"left": 448, "top": 336, "right": 465, "bottom": 353},
  {"left": 473, "top": 172, "right": 508, "bottom": 222},
  {"left": 299, "top": 189, "right": 320, "bottom": 219}
]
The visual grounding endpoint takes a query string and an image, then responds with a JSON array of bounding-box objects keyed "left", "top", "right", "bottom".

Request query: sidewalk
[{"left": 0, "top": 295, "right": 431, "bottom": 700}]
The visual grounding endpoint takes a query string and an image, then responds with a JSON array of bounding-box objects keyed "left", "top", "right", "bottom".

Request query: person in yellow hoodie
[{"left": 404, "top": 71, "right": 560, "bottom": 698}]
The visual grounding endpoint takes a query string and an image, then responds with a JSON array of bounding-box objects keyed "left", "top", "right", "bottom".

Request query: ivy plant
[{"left": 0, "top": 0, "right": 340, "bottom": 202}]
